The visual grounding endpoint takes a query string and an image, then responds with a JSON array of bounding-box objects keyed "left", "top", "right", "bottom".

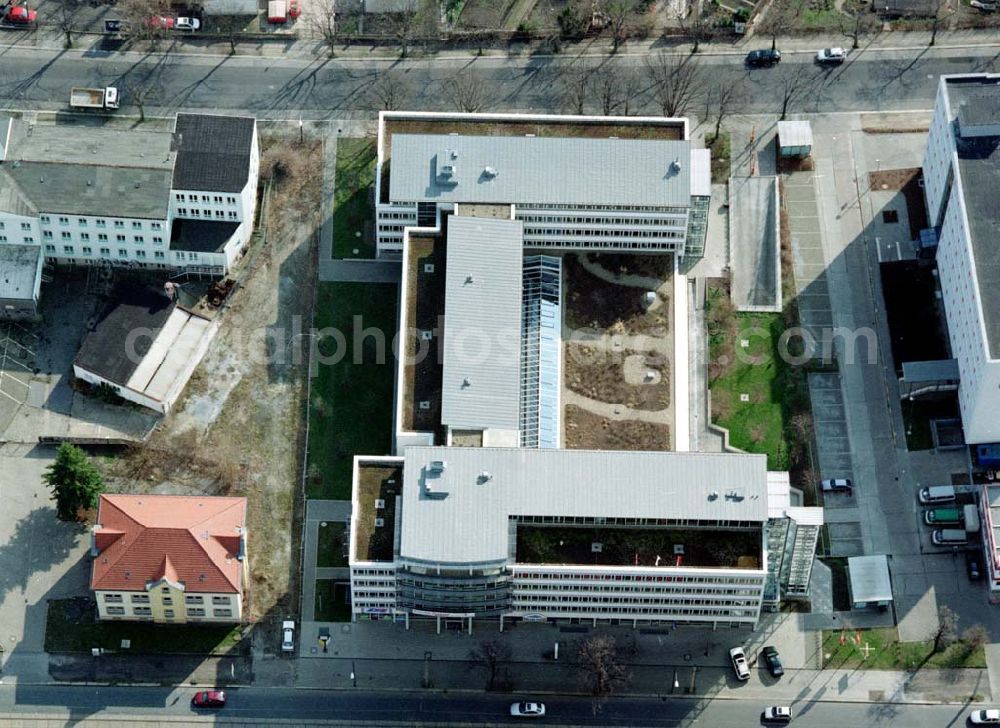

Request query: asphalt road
[
  {"left": 0, "top": 44, "right": 997, "bottom": 119},
  {"left": 0, "top": 684, "right": 989, "bottom": 725}
]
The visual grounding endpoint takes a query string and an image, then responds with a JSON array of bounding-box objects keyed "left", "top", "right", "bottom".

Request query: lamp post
[{"left": 351, "top": 660, "right": 357, "bottom": 688}]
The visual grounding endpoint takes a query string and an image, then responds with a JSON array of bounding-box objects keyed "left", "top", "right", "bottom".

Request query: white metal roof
[
  {"left": 399, "top": 447, "right": 770, "bottom": 566},
  {"left": 0, "top": 244, "right": 40, "bottom": 302},
  {"left": 440, "top": 216, "right": 523, "bottom": 431},
  {"left": 690, "top": 148, "right": 712, "bottom": 197},
  {"left": 125, "top": 308, "right": 214, "bottom": 403},
  {"left": 777, "top": 120, "right": 813, "bottom": 149},
  {"left": 848, "top": 554, "right": 893, "bottom": 604},
  {"left": 389, "top": 134, "right": 693, "bottom": 207}
]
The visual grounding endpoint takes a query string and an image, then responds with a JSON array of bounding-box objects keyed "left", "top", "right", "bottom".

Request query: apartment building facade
[
  {"left": 0, "top": 112, "right": 258, "bottom": 279},
  {"left": 91, "top": 494, "right": 247, "bottom": 623},
  {"left": 922, "top": 74, "right": 1000, "bottom": 444},
  {"left": 373, "top": 111, "right": 710, "bottom": 259}
]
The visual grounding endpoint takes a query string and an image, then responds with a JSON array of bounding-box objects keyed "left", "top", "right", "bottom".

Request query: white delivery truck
[{"left": 69, "top": 86, "right": 120, "bottom": 110}]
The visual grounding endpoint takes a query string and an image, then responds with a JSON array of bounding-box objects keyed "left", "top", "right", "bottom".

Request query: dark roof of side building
[
  {"left": 172, "top": 114, "right": 255, "bottom": 193},
  {"left": 170, "top": 219, "right": 240, "bottom": 253},
  {"left": 75, "top": 287, "right": 174, "bottom": 386}
]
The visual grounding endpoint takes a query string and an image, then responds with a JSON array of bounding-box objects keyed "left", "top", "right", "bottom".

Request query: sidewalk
[{"left": 7, "top": 24, "right": 1000, "bottom": 63}]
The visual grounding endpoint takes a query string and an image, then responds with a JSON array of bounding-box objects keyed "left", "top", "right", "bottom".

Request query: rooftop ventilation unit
[
  {"left": 424, "top": 263, "right": 435, "bottom": 274},
  {"left": 418, "top": 400, "right": 431, "bottom": 410},
  {"left": 673, "top": 544, "right": 685, "bottom": 555},
  {"left": 429, "top": 460, "right": 447, "bottom": 473},
  {"left": 591, "top": 542, "right": 603, "bottom": 553},
  {"left": 374, "top": 518, "right": 385, "bottom": 527},
  {"left": 375, "top": 498, "right": 386, "bottom": 509},
  {"left": 726, "top": 489, "right": 745, "bottom": 501},
  {"left": 420, "top": 330, "right": 433, "bottom": 341},
  {"left": 708, "top": 491, "right": 719, "bottom": 500},
  {"left": 462, "top": 378, "right": 472, "bottom": 388},
  {"left": 465, "top": 275, "right": 475, "bottom": 285},
  {"left": 483, "top": 166, "right": 498, "bottom": 178},
  {"left": 671, "top": 158, "right": 682, "bottom": 172},
  {"left": 478, "top": 471, "right": 493, "bottom": 483}
]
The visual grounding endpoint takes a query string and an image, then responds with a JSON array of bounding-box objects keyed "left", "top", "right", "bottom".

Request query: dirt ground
[
  {"left": 564, "top": 344, "right": 670, "bottom": 410},
  {"left": 563, "top": 405, "right": 671, "bottom": 451},
  {"left": 104, "top": 131, "right": 323, "bottom": 626},
  {"left": 563, "top": 255, "right": 670, "bottom": 336}
]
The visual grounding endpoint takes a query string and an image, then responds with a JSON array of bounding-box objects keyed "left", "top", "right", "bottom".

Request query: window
[
  {"left": 215, "top": 210, "right": 224, "bottom": 219},
  {"left": 106, "top": 606, "right": 126, "bottom": 616},
  {"left": 153, "top": 236, "right": 163, "bottom": 245},
  {"left": 161, "top": 587, "right": 170, "bottom": 594},
  {"left": 211, "top": 596, "right": 230, "bottom": 605},
  {"left": 227, "top": 211, "right": 237, "bottom": 220},
  {"left": 78, "top": 218, "right": 87, "bottom": 227},
  {"left": 63, "top": 245, "right": 73, "bottom": 254},
  {"left": 133, "top": 607, "right": 152, "bottom": 616},
  {"left": 164, "top": 609, "right": 175, "bottom": 619},
  {"left": 132, "top": 221, "right": 142, "bottom": 230},
  {"left": 154, "top": 251, "right": 165, "bottom": 260},
  {"left": 22, "top": 237, "right": 32, "bottom": 243},
  {"left": 61, "top": 231, "right": 71, "bottom": 240},
  {"left": 136, "top": 250, "right": 146, "bottom": 259},
  {"left": 176, "top": 252, "right": 186, "bottom": 261},
  {"left": 185, "top": 595, "right": 204, "bottom": 605},
  {"left": 39, "top": 216, "right": 48, "bottom": 224},
  {"left": 131, "top": 594, "right": 149, "bottom": 604},
  {"left": 43, "top": 231, "right": 52, "bottom": 240},
  {"left": 114, "top": 221, "right": 124, "bottom": 229},
  {"left": 98, "top": 233, "right": 108, "bottom": 242},
  {"left": 80, "top": 233, "right": 90, "bottom": 241},
  {"left": 20, "top": 222, "right": 31, "bottom": 231},
  {"left": 188, "top": 608, "right": 206, "bottom": 617},
  {"left": 214, "top": 195, "right": 223, "bottom": 203},
  {"left": 96, "top": 219, "right": 106, "bottom": 228},
  {"left": 176, "top": 193, "right": 185, "bottom": 202},
  {"left": 82, "top": 247, "right": 92, "bottom": 255},
  {"left": 178, "top": 208, "right": 187, "bottom": 216},
  {"left": 191, "top": 209, "right": 200, "bottom": 217},
  {"left": 134, "top": 236, "right": 143, "bottom": 244},
  {"left": 227, "top": 196, "right": 236, "bottom": 205},
  {"left": 151, "top": 222, "right": 162, "bottom": 231},
  {"left": 212, "top": 609, "right": 233, "bottom": 618},
  {"left": 203, "top": 209, "right": 211, "bottom": 217},
  {"left": 118, "top": 249, "right": 127, "bottom": 258},
  {"left": 44, "top": 243, "right": 54, "bottom": 251},
  {"left": 116, "top": 234, "right": 126, "bottom": 243},
  {"left": 201, "top": 195, "right": 210, "bottom": 203},
  {"left": 162, "top": 596, "right": 173, "bottom": 605},
  {"left": 100, "top": 247, "right": 110, "bottom": 257},
  {"left": 189, "top": 253, "right": 199, "bottom": 261},
  {"left": 58, "top": 216, "right": 69, "bottom": 226},
  {"left": 103, "top": 594, "right": 123, "bottom": 603}
]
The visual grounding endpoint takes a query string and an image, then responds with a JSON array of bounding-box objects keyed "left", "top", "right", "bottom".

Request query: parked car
[
  {"left": 3, "top": 5, "right": 37, "bottom": 24},
  {"left": 746, "top": 49, "right": 781, "bottom": 67},
  {"left": 970, "top": 0, "right": 997, "bottom": 10},
  {"left": 919, "top": 485, "right": 956, "bottom": 505},
  {"left": 816, "top": 47, "right": 847, "bottom": 65},
  {"left": 971, "top": 709, "right": 1000, "bottom": 724},
  {"left": 281, "top": 620, "right": 295, "bottom": 652},
  {"left": 762, "top": 646, "right": 784, "bottom": 677},
  {"left": 967, "top": 551, "right": 983, "bottom": 581},
  {"left": 146, "top": 15, "right": 175, "bottom": 28},
  {"left": 175, "top": 16, "right": 200, "bottom": 30},
  {"left": 762, "top": 705, "right": 793, "bottom": 723},
  {"left": 510, "top": 702, "right": 546, "bottom": 718},
  {"left": 288, "top": 0, "right": 301, "bottom": 18},
  {"left": 729, "top": 646, "right": 750, "bottom": 681},
  {"left": 191, "top": 690, "right": 227, "bottom": 709},
  {"left": 821, "top": 478, "right": 852, "bottom": 493}
]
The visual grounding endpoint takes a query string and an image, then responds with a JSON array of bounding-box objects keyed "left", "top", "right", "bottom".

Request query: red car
[
  {"left": 191, "top": 690, "right": 226, "bottom": 709},
  {"left": 146, "top": 15, "right": 175, "bottom": 29},
  {"left": 288, "top": 0, "right": 300, "bottom": 18},
  {"left": 5, "top": 6, "right": 38, "bottom": 24}
]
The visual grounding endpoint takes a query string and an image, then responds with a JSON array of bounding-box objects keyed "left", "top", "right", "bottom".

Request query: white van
[
  {"left": 931, "top": 528, "right": 968, "bottom": 546},
  {"left": 919, "top": 485, "right": 956, "bottom": 505},
  {"left": 964, "top": 504, "right": 981, "bottom": 533}
]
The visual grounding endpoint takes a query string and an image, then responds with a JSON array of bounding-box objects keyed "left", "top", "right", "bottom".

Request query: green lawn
[
  {"left": 306, "top": 281, "right": 398, "bottom": 500},
  {"left": 704, "top": 132, "right": 731, "bottom": 184},
  {"left": 45, "top": 598, "right": 243, "bottom": 654},
  {"left": 708, "top": 294, "right": 806, "bottom": 470},
  {"left": 317, "top": 521, "right": 348, "bottom": 568},
  {"left": 331, "top": 138, "right": 378, "bottom": 260},
  {"left": 314, "top": 580, "right": 352, "bottom": 622},
  {"left": 823, "top": 628, "right": 987, "bottom": 670}
]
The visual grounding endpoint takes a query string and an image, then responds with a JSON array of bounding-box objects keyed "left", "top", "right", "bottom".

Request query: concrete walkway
[
  {"left": 562, "top": 389, "right": 672, "bottom": 426},
  {"left": 301, "top": 500, "right": 352, "bottom": 623}
]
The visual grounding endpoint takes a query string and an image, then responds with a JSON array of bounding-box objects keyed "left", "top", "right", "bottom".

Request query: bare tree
[
  {"left": 841, "top": 1, "right": 878, "bottom": 50},
  {"left": 559, "top": 66, "right": 591, "bottom": 115},
  {"left": 54, "top": 0, "right": 80, "bottom": 48},
  {"left": 775, "top": 63, "right": 815, "bottom": 120},
  {"left": 445, "top": 69, "right": 486, "bottom": 112},
  {"left": 599, "top": 0, "right": 638, "bottom": 53},
  {"left": 933, "top": 605, "right": 958, "bottom": 653},
  {"left": 962, "top": 624, "right": 989, "bottom": 653},
  {"left": 306, "top": 0, "right": 338, "bottom": 56},
  {"left": 756, "top": 3, "right": 795, "bottom": 52},
  {"left": 390, "top": 0, "right": 437, "bottom": 58},
  {"left": 644, "top": 50, "right": 700, "bottom": 117},
  {"left": 576, "top": 634, "right": 633, "bottom": 711},
  {"left": 706, "top": 79, "right": 740, "bottom": 141},
  {"left": 676, "top": 0, "right": 710, "bottom": 53},
  {"left": 590, "top": 61, "right": 622, "bottom": 115},
  {"left": 366, "top": 68, "right": 409, "bottom": 111},
  {"left": 119, "top": 0, "right": 171, "bottom": 44},
  {"left": 468, "top": 638, "right": 513, "bottom": 691},
  {"left": 926, "top": 0, "right": 949, "bottom": 46},
  {"left": 122, "top": 75, "right": 162, "bottom": 123}
]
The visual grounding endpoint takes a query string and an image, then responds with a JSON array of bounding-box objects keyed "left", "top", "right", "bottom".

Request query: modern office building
[
  {"left": 923, "top": 73, "right": 1000, "bottom": 444},
  {"left": 91, "top": 494, "right": 248, "bottom": 623},
  {"left": 350, "top": 448, "right": 821, "bottom": 629},
  {"left": 0, "top": 112, "right": 259, "bottom": 280},
  {"left": 374, "top": 111, "right": 711, "bottom": 259}
]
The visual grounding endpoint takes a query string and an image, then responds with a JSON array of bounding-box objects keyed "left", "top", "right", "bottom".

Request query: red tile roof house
[{"left": 90, "top": 494, "right": 248, "bottom": 623}]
